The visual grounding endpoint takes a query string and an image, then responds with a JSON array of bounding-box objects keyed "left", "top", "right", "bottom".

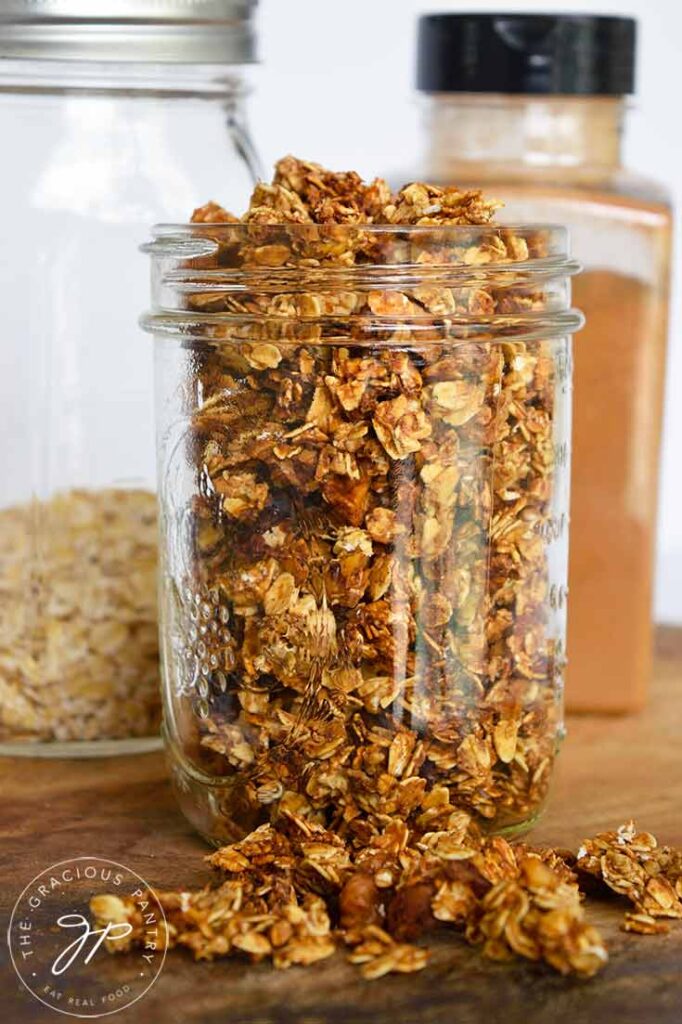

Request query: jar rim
[
  {"left": 145, "top": 219, "right": 573, "bottom": 243},
  {"left": 143, "top": 221, "right": 580, "bottom": 269},
  {"left": 142, "top": 220, "right": 584, "bottom": 343}
]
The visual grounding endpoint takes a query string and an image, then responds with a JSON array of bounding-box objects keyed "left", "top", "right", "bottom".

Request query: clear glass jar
[
  {"left": 0, "top": 2, "right": 262, "bottom": 755},
  {"left": 415, "top": 92, "right": 672, "bottom": 713},
  {"left": 143, "top": 220, "right": 582, "bottom": 844}
]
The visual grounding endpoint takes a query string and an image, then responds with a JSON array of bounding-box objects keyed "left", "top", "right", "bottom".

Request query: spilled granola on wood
[
  {"left": 95, "top": 813, "right": 637, "bottom": 979},
  {"left": 92, "top": 820, "right": 682, "bottom": 980}
]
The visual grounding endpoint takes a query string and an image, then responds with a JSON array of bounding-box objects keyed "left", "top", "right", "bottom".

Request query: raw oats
[{"left": 0, "top": 489, "right": 160, "bottom": 743}]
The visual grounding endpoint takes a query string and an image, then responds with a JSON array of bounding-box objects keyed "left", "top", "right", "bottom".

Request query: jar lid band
[{"left": 0, "top": 1, "right": 258, "bottom": 63}]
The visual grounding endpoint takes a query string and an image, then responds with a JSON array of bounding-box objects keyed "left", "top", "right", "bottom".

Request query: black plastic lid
[{"left": 416, "top": 13, "right": 636, "bottom": 95}]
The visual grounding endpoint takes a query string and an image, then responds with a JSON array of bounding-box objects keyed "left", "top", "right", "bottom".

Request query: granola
[
  {"left": 577, "top": 820, "right": 682, "bottom": 923},
  {"left": 92, "top": 821, "right": 682, "bottom": 981},
  {"left": 153, "top": 156, "right": 569, "bottom": 848},
  {"left": 0, "top": 489, "right": 160, "bottom": 742},
  {"left": 106, "top": 816, "right": 682, "bottom": 980},
  {"left": 465, "top": 855, "right": 607, "bottom": 977}
]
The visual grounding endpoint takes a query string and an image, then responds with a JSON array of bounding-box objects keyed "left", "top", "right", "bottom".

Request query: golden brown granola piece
[
  {"left": 207, "top": 822, "right": 294, "bottom": 875},
  {"left": 242, "top": 181, "right": 312, "bottom": 224},
  {"left": 213, "top": 469, "right": 269, "bottom": 521},
  {"left": 346, "top": 925, "right": 429, "bottom": 979},
  {"left": 514, "top": 843, "right": 578, "bottom": 886},
  {"left": 191, "top": 200, "right": 239, "bottom": 223},
  {"left": 622, "top": 912, "right": 670, "bottom": 935},
  {"left": 273, "top": 155, "right": 392, "bottom": 224},
  {"left": 89, "top": 894, "right": 151, "bottom": 953},
  {"left": 372, "top": 395, "right": 432, "bottom": 460},
  {"left": 466, "top": 857, "right": 608, "bottom": 978},
  {"left": 576, "top": 821, "right": 682, "bottom": 920},
  {"left": 383, "top": 182, "right": 502, "bottom": 226}
]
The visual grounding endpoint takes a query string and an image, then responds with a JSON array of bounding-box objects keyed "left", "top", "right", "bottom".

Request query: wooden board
[{"left": 2, "top": 628, "right": 682, "bottom": 1024}]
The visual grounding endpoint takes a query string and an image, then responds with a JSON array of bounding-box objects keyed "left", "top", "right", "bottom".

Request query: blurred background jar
[
  {"left": 412, "top": 13, "right": 672, "bottom": 713},
  {"left": 0, "top": 0, "right": 262, "bottom": 754}
]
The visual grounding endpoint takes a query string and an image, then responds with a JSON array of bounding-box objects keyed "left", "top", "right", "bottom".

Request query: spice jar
[
  {"left": 413, "top": 13, "right": 673, "bottom": 712},
  {"left": 0, "top": 1, "right": 262, "bottom": 754},
  {"left": 143, "top": 218, "right": 582, "bottom": 844}
]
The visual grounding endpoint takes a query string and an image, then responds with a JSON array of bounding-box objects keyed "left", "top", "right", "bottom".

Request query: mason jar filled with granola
[
  {"left": 0, "top": 1, "right": 262, "bottom": 753},
  {"left": 143, "top": 158, "right": 582, "bottom": 842}
]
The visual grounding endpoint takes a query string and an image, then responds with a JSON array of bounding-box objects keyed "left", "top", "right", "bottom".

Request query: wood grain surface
[{"left": 2, "top": 628, "right": 681, "bottom": 1024}]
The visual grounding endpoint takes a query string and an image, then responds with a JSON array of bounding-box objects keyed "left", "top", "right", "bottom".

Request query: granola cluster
[
  {"left": 577, "top": 821, "right": 682, "bottom": 934},
  {"left": 159, "top": 157, "right": 568, "bottom": 844},
  {"left": 0, "top": 489, "right": 161, "bottom": 743}
]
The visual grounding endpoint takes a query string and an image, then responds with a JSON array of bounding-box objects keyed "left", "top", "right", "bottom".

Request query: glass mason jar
[
  {"left": 0, "top": 2, "right": 261, "bottom": 755},
  {"left": 143, "top": 220, "right": 582, "bottom": 844},
  {"left": 412, "top": 14, "right": 673, "bottom": 713}
]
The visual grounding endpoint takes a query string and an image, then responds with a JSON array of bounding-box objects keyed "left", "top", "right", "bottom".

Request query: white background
[{"left": 250, "top": 0, "right": 682, "bottom": 623}]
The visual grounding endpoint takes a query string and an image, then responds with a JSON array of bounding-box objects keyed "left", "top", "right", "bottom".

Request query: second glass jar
[
  {"left": 0, "top": 4, "right": 262, "bottom": 754},
  {"left": 143, "top": 221, "right": 582, "bottom": 844}
]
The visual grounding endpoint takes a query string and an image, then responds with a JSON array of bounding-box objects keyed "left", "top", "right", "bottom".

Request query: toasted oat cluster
[
  {"left": 165, "top": 156, "right": 564, "bottom": 844},
  {"left": 0, "top": 489, "right": 161, "bottom": 742},
  {"left": 194, "top": 155, "right": 502, "bottom": 229},
  {"left": 577, "top": 820, "right": 682, "bottom": 934},
  {"left": 92, "top": 812, "right": 639, "bottom": 980}
]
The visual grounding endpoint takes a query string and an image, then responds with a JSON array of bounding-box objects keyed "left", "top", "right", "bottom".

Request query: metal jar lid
[{"left": 0, "top": 1, "right": 258, "bottom": 63}]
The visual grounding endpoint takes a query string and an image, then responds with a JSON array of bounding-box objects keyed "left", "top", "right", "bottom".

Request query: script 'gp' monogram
[
  {"left": 8, "top": 856, "right": 167, "bottom": 1018},
  {"left": 51, "top": 914, "right": 133, "bottom": 976}
]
